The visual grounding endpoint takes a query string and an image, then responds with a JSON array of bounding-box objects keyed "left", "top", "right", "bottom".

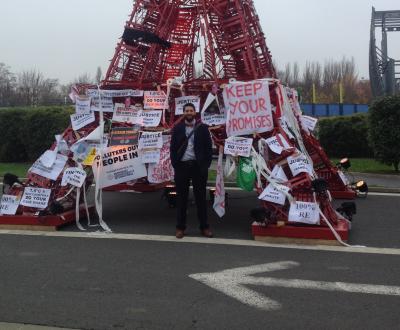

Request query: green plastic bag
[{"left": 236, "top": 157, "right": 256, "bottom": 192}]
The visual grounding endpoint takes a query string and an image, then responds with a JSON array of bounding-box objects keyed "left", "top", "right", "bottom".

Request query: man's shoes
[
  {"left": 176, "top": 229, "right": 185, "bottom": 239},
  {"left": 201, "top": 228, "right": 213, "bottom": 238}
]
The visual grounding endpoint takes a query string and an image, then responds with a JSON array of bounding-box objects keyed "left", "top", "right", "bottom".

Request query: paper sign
[
  {"left": 75, "top": 96, "right": 91, "bottom": 114},
  {"left": 39, "top": 150, "right": 57, "bottom": 168},
  {"left": 92, "top": 145, "right": 147, "bottom": 188},
  {"left": 110, "top": 127, "right": 139, "bottom": 146},
  {"left": 141, "top": 110, "right": 162, "bottom": 127},
  {"left": 0, "top": 195, "right": 20, "bottom": 215},
  {"left": 147, "top": 136, "right": 174, "bottom": 183},
  {"left": 144, "top": 91, "right": 168, "bottom": 109},
  {"left": 223, "top": 80, "right": 273, "bottom": 137},
  {"left": 20, "top": 187, "right": 52, "bottom": 209},
  {"left": 287, "top": 154, "right": 313, "bottom": 177},
  {"left": 113, "top": 103, "right": 143, "bottom": 124},
  {"left": 289, "top": 201, "right": 320, "bottom": 225},
  {"left": 138, "top": 132, "right": 163, "bottom": 150},
  {"left": 61, "top": 167, "right": 87, "bottom": 187},
  {"left": 141, "top": 149, "right": 161, "bottom": 164},
  {"left": 224, "top": 137, "right": 253, "bottom": 157},
  {"left": 278, "top": 116, "right": 295, "bottom": 140},
  {"left": 258, "top": 184, "right": 287, "bottom": 206},
  {"left": 175, "top": 96, "right": 200, "bottom": 115},
  {"left": 29, "top": 153, "right": 68, "bottom": 181},
  {"left": 90, "top": 96, "right": 114, "bottom": 112},
  {"left": 82, "top": 147, "right": 97, "bottom": 166},
  {"left": 71, "top": 112, "right": 95, "bottom": 131},
  {"left": 301, "top": 115, "right": 318, "bottom": 133},
  {"left": 271, "top": 165, "right": 288, "bottom": 182},
  {"left": 201, "top": 93, "right": 226, "bottom": 126},
  {"left": 87, "top": 89, "right": 143, "bottom": 98},
  {"left": 265, "top": 134, "right": 291, "bottom": 155}
]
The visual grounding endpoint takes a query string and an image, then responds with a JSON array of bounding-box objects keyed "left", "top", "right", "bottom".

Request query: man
[{"left": 170, "top": 103, "right": 213, "bottom": 239}]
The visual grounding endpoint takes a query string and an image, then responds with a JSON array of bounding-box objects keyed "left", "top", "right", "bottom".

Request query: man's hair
[{"left": 183, "top": 102, "right": 196, "bottom": 112}]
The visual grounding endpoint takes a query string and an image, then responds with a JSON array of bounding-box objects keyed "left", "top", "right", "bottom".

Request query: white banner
[
  {"left": 258, "top": 184, "right": 287, "bottom": 206},
  {"left": 278, "top": 116, "right": 295, "bottom": 139},
  {"left": 90, "top": 96, "right": 114, "bottom": 112},
  {"left": 144, "top": 91, "right": 168, "bottom": 109},
  {"left": 75, "top": 96, "right": 91, "bottom": 114},
  {"left": 213, "top": 150, "right": 225, "bottom": 218},
  {"left": 29, "top": 153, "right": 68, "bottom": 181},
  {"left": 0, "top": 195, "right": 20, "bottom": 215},
  {"left": 175, "top": 96, "right": 200, "bottom": 115},
  {"left": 289, "top": 201, "right": 320, "bottom": 225},
  {"left": 87, "top": 89, "right": 144, "bottom": 98},
  {"left": 141, "top": 150, "right": 161, "bottom": 164},
  {"left": 301, "top": 115, "right": 318, "bottom": 133},
  {"left": 223, "top": 80, "right": 273, "bottom": 137},
  {"left": 224, "top": 137, "right": 253, "bottom": 157},
  {"left": 147, "top": 136, "right": 174, "bottom": 183},
  {"left": 20, "top": 187, "right": 52, "bottom": 209},
  {"left": 138, "top": 132, "right": 163, "bottom": 150},
  {"left": 287, "top": 154, "right": 313, "bottom": 177},
  {"left": 92, "top": 145, "right": 147, "bottom": 188},
  {"left": 112, "top": 103, "right": 143, "bottom": 124},
  {"left": 201, "top": 93, "right": 226, "bottom": 126},
  {"left": 265, "top": 134, "right": 291, "bottom": 155},
  {"left": 71, "top": 112, "right": 95, "bottom": 131},
  {"left": 61, "top": 167, "right": 87, "bottom": 188},
  {"left": 141, "top": 110, "right": 162, "bottom": 127}
]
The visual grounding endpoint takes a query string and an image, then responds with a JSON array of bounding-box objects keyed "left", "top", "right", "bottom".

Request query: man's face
[{"left": 183, "top": 106, "right": 196, "bottom": 121}]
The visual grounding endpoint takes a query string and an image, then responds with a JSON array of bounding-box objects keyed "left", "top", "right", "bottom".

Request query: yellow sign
[{"left": 83, "top": 148, "right": 97, "bottom": 166}]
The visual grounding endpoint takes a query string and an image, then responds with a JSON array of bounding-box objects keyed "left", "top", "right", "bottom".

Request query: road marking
[
  {"left": 0, "top": 322, "right": 76, "bottom": 329},
  {"left": 189, "top": 261, "right": 400, "bottom": 311},
  {"left": 1, "top": 229, "right": 400, "bottom": 256}
]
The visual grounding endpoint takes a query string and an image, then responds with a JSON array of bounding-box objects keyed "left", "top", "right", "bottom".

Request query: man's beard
[{"left": 184, "top": 115, "right": 195, "bottom": 122}]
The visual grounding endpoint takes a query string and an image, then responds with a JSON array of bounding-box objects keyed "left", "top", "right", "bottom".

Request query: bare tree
[
  {"left": 0, "top": 63, "right": 17, "bottom": 107},
  {"left": 95, "top": 67, "right": 103, "bottom": 84}
]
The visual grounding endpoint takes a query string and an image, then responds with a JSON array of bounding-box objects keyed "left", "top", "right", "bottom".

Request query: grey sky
[{"left": 1, "top": 0, "right": 399, "bottom": 83}]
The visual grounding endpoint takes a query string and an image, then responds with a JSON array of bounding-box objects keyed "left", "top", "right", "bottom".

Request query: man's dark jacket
[{"left": 170, "top": 122, "right": 213, "bottom": 169}]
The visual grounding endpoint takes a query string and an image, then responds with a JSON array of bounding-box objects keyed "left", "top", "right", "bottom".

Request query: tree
[
  {"left": 0, "top": 63, "right": 17, "bottom": 106},
  {"left": 95, "top": 66, "right": 103, "bottom": 84},
  {"left": 368, "top": 96, "right": 400, "bottom": 172}
]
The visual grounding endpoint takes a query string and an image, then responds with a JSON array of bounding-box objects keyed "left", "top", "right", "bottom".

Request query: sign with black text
[
  {"left": 110, "top": 127, "right": 139, "bottom": 146},
  {"left": 175, "top": 96, "right": 200, "bottom": 115},
  {"left": 20, "top": 187, "right": 52, "bottom": 209}
]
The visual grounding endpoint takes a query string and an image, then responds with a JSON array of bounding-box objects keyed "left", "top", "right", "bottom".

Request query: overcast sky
[{"left": 1, "top": 0, "right": 399, "bottom": 83}]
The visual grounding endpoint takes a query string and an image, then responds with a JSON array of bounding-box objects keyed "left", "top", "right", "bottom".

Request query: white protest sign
[
  {"left": 29, "top": 153, "right": 68, "bottom": 181},
  {"left": 75, "top": 96, "right": 92, "bottom": 114},
  {"left": 265, "top": 134, "right": 291, "bottom": 155},
  {"left": 289, "top": 201, "right": 320, "bottom": 225},
  {"left": 301, "top": 115, "right": 318, "bottom": 133},
  {"left": 144, "top": 91, "right": 168, "bottom": 109},
  {"left": 258, "top": 184, "right": 287, "bottom": 206},
  {"left": 20, "top": 187, "right": 52, "bottom": 209},
  {"left": 113, "top": 103, "right": 143, "bottom": 124},
  {"left": 223, "top": 80, "right": 273, "bottom": 137},
  {"left": 92, "top": 145, "right": 147, "bottom": 188},
  {"left": 224, "top": 137, "right": 253, "bottom": 157},
  {"left": 278, "top": 116, "right": 295, "bottom": 140},
  {"left": 0, "top": 195, "right": 20, "bottom": 215},
  {"left": 61, "top": 167, "right": 87, "bottom": 188},
  {"left": 87, "top": 89, "right": 143, "bottom": 98},
  {"left": 287, "top": 153, "right": 313, "bottom": 177},
  {"left": 138, "top": 132, "right": 163, "bottom": 150},
  {"left": 90, "top": 96, "right": 114, "bottom": 112},
  {"left": 147, "top": 136, "right": 174, "bottom": 183},
  {"left": 201, "top": 93, "right": 226, "bottom": 126},
  {"left": 141, "top": 150, "right": 161, "bottom": 164},
  {"left": 175, "top": 96, "right": 200, "bottom": 115},
  {"left": 39, "top": 150, "right": 57, "bottom": 168},
  {"left": 141, "top": 110, "right": 162, "bottom": 127},
  {"left": 70, "top": 112, "right": 95, "bottom": 131},
  {"left": 271, "top": 165, "right": 288, "bottom": 182}
]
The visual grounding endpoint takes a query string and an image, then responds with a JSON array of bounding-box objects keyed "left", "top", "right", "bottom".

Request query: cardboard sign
[
  {"left": 201, "top": 93, "right": 226, "bottom": 126},
  {"left": 223, "top": 81, "right": 273, "bottom": 137},
  {"left": 301, "top": 115, "right": 318, "bottom": 133},
  {"left": 175, "top": 96, "right": 200, "bottom": 115},
  {"left": 29, "top": 153, "right": 68, "bottom": 181},
  {"left": 75, "top": 96, "right": 91, "bottom": 114},
  {"left": 0, "top": 195, "right": 20, "bottom": 215},
  {"left": 113, "top": 103, "right": 143, "bottom": 124},
  {"left": 265, "top": 134, "right": 291, "bottom": 155},
  {"left": 289, "top": 201, "right": 320, "bottom": 225},
  {"left": 92, "top": 145, "right": 147, "bottom": 188},
  {"left": 144, "top": 91, "right": 167, "bottom": 109},
  {"left": 258, "top": 184, "right": 287, "bottom": 206},
  {"left": 141, "top": 110, "right": 162, "bottom": 127},
  {"left": 287, "top": 154, "right": 313, "bottom": 177},
  {"left": 138, "top": 132, "right": 163, "bottom": 150},
  {"left": 87, "top": 89, "right": 143, "bottom": 98},
  {"left": 71, "top": 112, "right": 95, "bottom": 131},
  {"left": 20, "top": 187, "right": 52, "bottom": 209},
  {"left": 147, "top": 136, "right": 174, "bottom": 183},
  {"left": 90, "top": 96, "right": 114, "bottom": 112},
  {"left": 110, "top": 127, "right": 139, "bottom": 146},
  {"left": 270, "top": 165, "right": 288, "bottom": 182},
  {"left": 61, "top": 167, "right": 87, "bottom": 188},
  {"left": 141, "top": 149, "right": 161, "bottom": 164},
  {"left": 224, "top": 137, "right": 253, "bottom": 157}
]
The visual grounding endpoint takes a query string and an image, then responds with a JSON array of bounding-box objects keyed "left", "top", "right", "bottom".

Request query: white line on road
[{"left": 1, "top": 229, "right": 400, "bottom": 256}]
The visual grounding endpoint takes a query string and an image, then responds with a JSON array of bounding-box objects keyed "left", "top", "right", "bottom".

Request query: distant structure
[{"left": 370, "top": 7, "right": 400, "bottom": 97}]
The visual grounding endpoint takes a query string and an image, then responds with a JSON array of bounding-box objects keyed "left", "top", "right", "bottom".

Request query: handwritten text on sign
[
  {"left": 258, "top": 184, "right": 288, "bottom": 206},
  {"left": 223, "top": 81, "right": 273, "bottom": 137},
  {"left": 144, "top": 91, "right": 167, "bottom": 109},
  {"left": 0, "top": 195, "right": 20, "bottom": 215},
  {"left": 71, "top": 112, "right": 95, "bottom": 131},
  {"left": 287, "top": 154, "right": 313, "bottom": 177},
  {"left": 138, "top": 132, "right": 163, "bottom": 150},
  {"left": 289, "top": 201, "right": 320, "bottom": 225},
  {"left": 61, "top": 167, "right": 87, "bottom": 188},
  {"left": 224, "top": 137, "right": 253, "bottom": 157},
  {"left": 20, "top": 187, "right": 52, "bottom": 209},
  {"left": 175, "top": 96, "right": 200, "bottom": 115}
]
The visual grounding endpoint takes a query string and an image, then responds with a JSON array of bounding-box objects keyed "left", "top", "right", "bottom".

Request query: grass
[
  {"left": 0, "top": 163, "right": 32, "bottom": 178},
  {"left": 330, "top": 158, "right": 398, "bottom": 175}
]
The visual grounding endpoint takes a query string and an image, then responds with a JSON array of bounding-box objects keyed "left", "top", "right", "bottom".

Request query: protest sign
[
  {"left": 82, "top": 147, "right": 97, "bottom": 166},
  {"left": 141, "top": 150, "right": 161, "bottom": 164},
  {"left": 258, "top": 184, "right": 288, "bottom": 206},
  {"left": 287, "top": 153, "right": 313, "bottom": 177},
  {"left": 138, "top": 132, "right": 163, "bottom": 150},
  {"left": 141, "top": 110, "right": 162, "bottom": 127},
  {"left": 175, "top": 96, "right": 200, "bottom": 115},
  {"left": 223, "top": 81, "right": 273, "bottom": 137},
  {"left": 278, "top": 116, "right": 295, "bottom": 140},
  {"left": 110, "top": 127, "right": 139, "bottom": 146},
  {"left": 224, "top": 137, "right": 253, "bottom": 157},
  {"left": 75, "top": 96, "right": 91, "bottom": 114},
  {"left": 20, "top": 187, "right": 52, "bottom": 209},
  {"left": 201, "top": 93, "right": 226, "bottom": 126},
  {"left": 29, "top": 153, "right": 68, "bottom": 181},
  {"left": 113, "top": 103, "right": 143, "bottom": 124},
  {"left": 0, "top": 195, "right": 20, "bottom": 215},
  {"left": 87, "top": 89, "right": 143, "bottom": 98},
  {"left": 288, "top": 201, "right": 320, "bottom": 225},
  {"left": 301, "top": 115, "right": 318, "bottom": 133},
  {"left": 144, "top": 91, "right": 168, "bottom": 109},
  {"left": 147, "top": 136, "right": 174, "bottom": 183},
  {"left": 265, "top": 133, "right": 291, "bottom": 155},
  {"left": 71, "top": 112, "right": 95, "bottom": 131},
  {"left": 270, "top": 165, "right": 288, "bottom": 182},
  {"left": 92, "top": 145, "right": 147, "bottom": 188},
  {"left": 213, "top": 150, "right": 225, "bottom": 218},
  {"left": 61, "top": 167, "right": 87, "bottom": 188},
  {"left": 90, "top": 96, "right": 114, "bottom": 112}
]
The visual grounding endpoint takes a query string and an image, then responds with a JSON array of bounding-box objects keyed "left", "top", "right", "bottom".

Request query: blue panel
[
  {"left": 300, "top": 104, "right": 313, "bottom": 116},
  {"left": 356, "top": 104, "right": 369, "bottom": 113},
  {"left": 328, "top": 104, "right": 340, "bottom": 116},
  {"left": 343, "top": 104, "right": 356, "bottom": 116},
  {"left": 315, "top": 104, "right": 327, "bottom": 117}
]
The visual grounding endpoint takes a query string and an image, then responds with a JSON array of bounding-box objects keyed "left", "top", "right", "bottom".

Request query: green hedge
[
  {"left": 0, "top": 106, "right": 73, "bottom": 162},
  {"left": 317, "top": 114, "right": 373, "bottom": 158}
]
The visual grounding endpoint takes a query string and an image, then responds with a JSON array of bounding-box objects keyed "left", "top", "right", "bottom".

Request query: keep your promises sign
[{"left": 223, "top": 81, "right": 273, "bottom": 137}]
